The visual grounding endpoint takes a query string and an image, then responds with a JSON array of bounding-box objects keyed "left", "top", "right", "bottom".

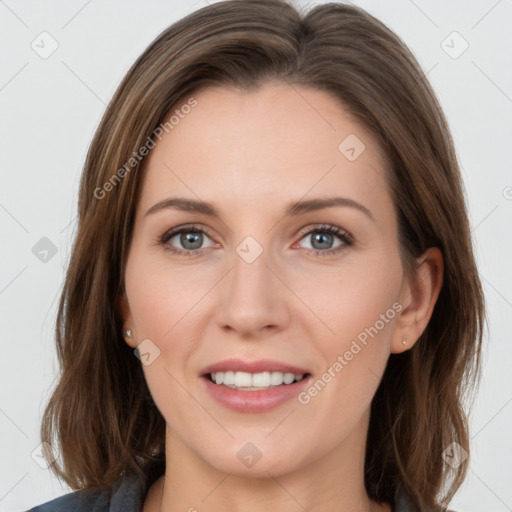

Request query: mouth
[
  {"left": 205, "top": 370, "right": 309, "bottom": 391},
  {"left": 199, "top": 359, "right": 312, "bottom": 412}
]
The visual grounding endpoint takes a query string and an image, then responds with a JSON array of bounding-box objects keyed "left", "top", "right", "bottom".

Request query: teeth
[
  {"left": 270, "top": 371, "right": 283, "bottom": 386},
  {"left": 235, "top": 371, "right": 252, "bottom": 388},
  {"left": 252, "top": 371, "right": 270, "bottom": 387},
  {"left": 210, "top": 371, "right": 306, "bottom": 390}
]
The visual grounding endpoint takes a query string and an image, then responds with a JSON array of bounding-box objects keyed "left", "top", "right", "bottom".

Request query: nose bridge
[{"left": 232, "top": 238, "right": 269, "bottom": 296}]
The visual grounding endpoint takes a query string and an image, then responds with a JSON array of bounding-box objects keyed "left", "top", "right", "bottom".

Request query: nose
[{"left": 215, "top": 240, "right": 291, "bottom": 339}]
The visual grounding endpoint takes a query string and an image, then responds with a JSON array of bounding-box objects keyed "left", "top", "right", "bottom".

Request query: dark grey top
[{"left": 24, "top": 472, "right": 450, "bottom": 511}]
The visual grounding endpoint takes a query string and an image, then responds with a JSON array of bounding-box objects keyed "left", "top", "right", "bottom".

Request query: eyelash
[{"left": 157, "top": 223, "right": 354, "bottom": 258}]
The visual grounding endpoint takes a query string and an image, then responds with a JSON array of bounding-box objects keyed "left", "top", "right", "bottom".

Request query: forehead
[{"left": 138, "top": 82, "right": 393, "bottom": 220}]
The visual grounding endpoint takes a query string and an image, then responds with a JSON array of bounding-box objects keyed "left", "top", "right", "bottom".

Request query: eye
[
  {"left": 158, "top": 223, "right": 353, "bottom": 258},
  {"left": 158, "top": 224, "right": 217, "bottom": 256},
  {"left": 294, "top": 224, "right": 353, "bottom": 257}
]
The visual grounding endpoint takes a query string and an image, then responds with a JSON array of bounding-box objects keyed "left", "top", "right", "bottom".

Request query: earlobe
[
  {"left": 117, "top": 291, "right": 137, "bottom": 348},
  {"left": 391, "top": 247, "right": 444, "bottom": 354},
  {"left": 122, "top": 327, "right": 137, "bottom": 348}
]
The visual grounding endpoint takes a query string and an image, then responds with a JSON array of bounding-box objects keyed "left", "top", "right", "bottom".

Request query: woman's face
[{"left": 120, "top": 82, "right": 414, "bottom": 477}]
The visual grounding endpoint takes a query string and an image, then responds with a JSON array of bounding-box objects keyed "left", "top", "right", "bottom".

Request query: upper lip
[{"left": 201, "top": 358, "right": 310, "bottom": 376}]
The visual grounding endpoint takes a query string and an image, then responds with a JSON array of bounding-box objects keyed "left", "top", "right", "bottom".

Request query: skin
[{"left": 118, "top": 82, "right": 443, "bottom": 512}]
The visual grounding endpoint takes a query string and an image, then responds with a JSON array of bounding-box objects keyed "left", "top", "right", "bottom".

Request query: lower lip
[{"left": 202, "top": 375, "right": 311, "bottom": 413}]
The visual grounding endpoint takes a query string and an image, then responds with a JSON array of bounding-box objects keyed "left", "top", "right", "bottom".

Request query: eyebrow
[{"left": 145, "top": 196, "right": 374, "bottom": 221}]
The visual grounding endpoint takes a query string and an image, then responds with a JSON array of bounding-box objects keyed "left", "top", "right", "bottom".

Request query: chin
[{"left": 206, "top": 447, "right": 304, "bottom": 478}]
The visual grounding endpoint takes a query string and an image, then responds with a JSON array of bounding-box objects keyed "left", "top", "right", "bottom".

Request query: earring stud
[
  {"left": 123, "top": 328, "right": 132, "bottom": 339},
  {"left": 402, "top": 337, "right": 408, "bottom": 346}
]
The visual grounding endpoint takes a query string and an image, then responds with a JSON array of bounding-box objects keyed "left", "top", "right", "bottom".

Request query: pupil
[
  {"left": 312, "top": 232, "right": 332, "bottom": 250},
  {"left": 181, "top": 231, "right": 202, "bottom": 250}
]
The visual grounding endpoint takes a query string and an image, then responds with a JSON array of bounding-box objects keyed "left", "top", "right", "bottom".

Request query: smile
[
  {"left": 200, "top": 359, "right": 312, "bottom": 412},
  {"left": 208, "top": 371, "right": 306, "bottom": 390}
]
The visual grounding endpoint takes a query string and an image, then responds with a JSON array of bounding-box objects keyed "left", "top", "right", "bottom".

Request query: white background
[{"left": 1, "top": 0, "right": 511, "bottom": 511}]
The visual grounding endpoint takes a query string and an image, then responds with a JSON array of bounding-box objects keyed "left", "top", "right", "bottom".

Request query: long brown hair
[{"left": 40, "top": 1, "right": 486, "bottom": 510}]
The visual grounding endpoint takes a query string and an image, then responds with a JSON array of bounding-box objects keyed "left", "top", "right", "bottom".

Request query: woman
[{"left": 26, "top": 0, "right": 486, "bottom": 511}]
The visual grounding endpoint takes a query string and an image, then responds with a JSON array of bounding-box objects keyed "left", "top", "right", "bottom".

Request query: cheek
[
  {"left": 125, "top": 247, "right": 206, "bottom": 339},
  {"left": 124, "top": 249, "right": 205, "bottom": 409},
  {"left": 297, "top": 253, "right": 401, "bottom": 349},
  {"left": 293, "top": 251, "right": 401, "bottom": 416}
]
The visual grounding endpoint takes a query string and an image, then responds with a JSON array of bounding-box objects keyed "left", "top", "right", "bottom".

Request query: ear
[
  {"left": 117, "top": 291, "right": 137, "bottom": 348},
  {"left": 391, "top": 247, "right": 444, "bottom": 354}
]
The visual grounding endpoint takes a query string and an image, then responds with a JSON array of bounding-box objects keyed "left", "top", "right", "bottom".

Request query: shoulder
[
  {"left": 23, "top": 472, "right": 149, "bottom": 512},
  {"left": 394, "top": 487, "right": 458, "bottom": 512}
]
